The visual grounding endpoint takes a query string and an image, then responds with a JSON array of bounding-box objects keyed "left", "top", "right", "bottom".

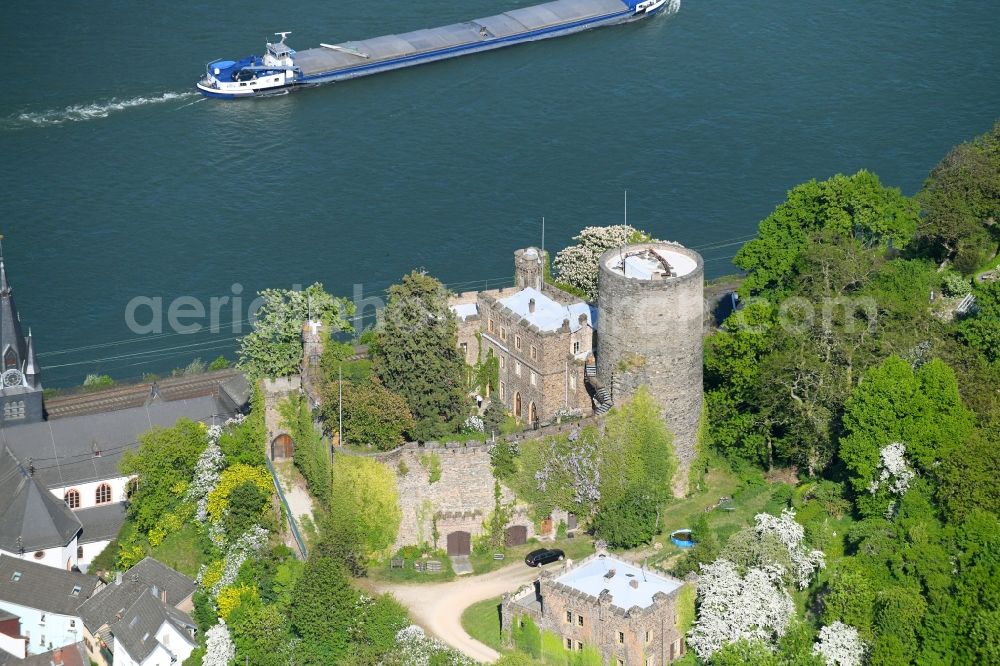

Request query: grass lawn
[
  {"left": 461, "top": 596, "right": 505, "bottom": 652},
  {"left": 149, "top": 523, "right": 207, "bottom": 578},
  {"left": 470, "top": 535, "right": 596, "bottom": 575},
  {"left": 649, "top": 465, "right": 789, "bottom": 570}
]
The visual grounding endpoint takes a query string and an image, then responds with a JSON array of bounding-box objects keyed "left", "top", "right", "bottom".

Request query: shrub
[
  {"left": 206, "top": 464, "right": 273, "bottom": 522},
  {"left": 209, "top": 355, "right": 230, "bottom": 371},
  {"left": 83, "top": 373, "right": 114, "bottom": 389},
  {"left": 419, "top": 452, "right": 442, "bottom": 484},
  {"left": 512, "top": 616, "right": 541, "bottom": 658},
  {"left": 942, "top": 272, "right": 973, "bottom": 297}
]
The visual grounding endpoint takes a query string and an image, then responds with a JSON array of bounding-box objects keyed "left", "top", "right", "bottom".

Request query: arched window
[
  {"left": 3, "top": 347, "right": 17, "bottom": 370},
  {"left": 64, "top": 489, "right": 80, "bottom": 509},
  {"left": 95, "top": 483, "right": 112, "bottom": 505}
]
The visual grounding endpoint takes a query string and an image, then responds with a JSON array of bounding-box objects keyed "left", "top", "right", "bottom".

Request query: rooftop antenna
[
  {"left": 274, "top": 31, "right": 291, "bottom": 43},
  {"left": 541, "top": 217, "right": 545, "bottom": 261}
]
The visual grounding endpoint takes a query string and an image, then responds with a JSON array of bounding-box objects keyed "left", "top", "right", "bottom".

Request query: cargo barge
[{"left": 197, "top": 0, "right": 679, "bottom": 98}]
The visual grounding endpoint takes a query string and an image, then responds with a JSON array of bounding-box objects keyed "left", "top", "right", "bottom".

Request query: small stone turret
[{"left": 514, "top": 247, "right": 544, "bottom": 291}]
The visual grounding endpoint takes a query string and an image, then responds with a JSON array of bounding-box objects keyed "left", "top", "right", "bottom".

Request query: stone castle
[{"left": 450, "top": 242, "right": 704, "bottom": 495}]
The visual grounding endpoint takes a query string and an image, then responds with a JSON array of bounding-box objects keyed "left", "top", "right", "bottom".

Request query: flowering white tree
[
  {"left": 553, "top": 225, "right": 655, "bottom": 299},
  {"left": 186, "top": 441, "right": 225, "bottom": 522},
  {"left": 813, "top": 622, "right": 866, "bottom": 666},
  {"left": 754, "top": 509, "right": 826, "bottom": 589},
  {"left": 687, "top": 559, "right": 794, "bottom": 660},
  {"left": 390, "top": 625, "right": 475, "bottom": 666},
  {"left": 202, "top": 619, "right": 235, "bottom": 666},
  {"left": 867, "top": 442, "right": 915, "bottom": 496},
  {"left": 212, "top": 525, "right": 269, "bottom": 594}
]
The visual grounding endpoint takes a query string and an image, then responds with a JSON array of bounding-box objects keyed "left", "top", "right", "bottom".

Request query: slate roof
[
  {"left": 0, "top": 641, "right": 89, "bottom": 666},
  {"left": 78, "top": 557, "right": 195, "bottom": 633},
  {"left": 0, "top": 395, "right": 234, "bottom": 488},
  {"left": 108, "top": 591, "right": 196, "bottom": 664},
  {"left": 76, "top": 502, "right": 127, "bottom": 545},
  {"left": 0, "top": 259, "right": 29, "bottom": 373},
  {"left": 0, "top": 447, "right": 81, "bottom": 551},
  {"left": 0, "top": 555, "right": 101, "bottom": 615}
]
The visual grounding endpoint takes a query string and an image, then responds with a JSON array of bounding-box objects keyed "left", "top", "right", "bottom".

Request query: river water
[{"left": 1, "top": 0, "right": 997, "bottom": 385}]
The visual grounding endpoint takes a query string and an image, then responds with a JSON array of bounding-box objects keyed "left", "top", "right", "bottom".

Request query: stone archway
[{"left": 271, "top": 433, "right": 294, "bottom": 460}]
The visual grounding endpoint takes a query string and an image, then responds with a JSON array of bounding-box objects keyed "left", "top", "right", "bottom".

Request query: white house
[
  {"left": 0, "top": 555, "right": 101, "bottom": 656},
  {"left": 108, "top": 592, "right": 197, "bottom": 666}
]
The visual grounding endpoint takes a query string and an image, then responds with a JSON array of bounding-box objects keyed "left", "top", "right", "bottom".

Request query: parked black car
[{"left": 525, "top": 548, "right": 565, "bottom": 567}]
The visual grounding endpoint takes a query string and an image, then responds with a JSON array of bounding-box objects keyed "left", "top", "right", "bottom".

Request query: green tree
[
  {"left": 591, "top": 485, "right": 659, "bottom": 548},
  {"left": 238, "top": 283, "right": 354, "bottom": 381},
  {"left": 328, "top": 456, "right": 402, "bottom": 560},
  {"left": 224, "top": 480, "right": 268, "bottom": 539},
  {"left": 230, "top": 604, "right": 291, "bottom": 666},
  {"left": 735, "top": 171, "right": 918, "bottom": 295},
  {"left": 320, "top": 379, "right": 414, "bottom": 450},
  {"left": 916, "top": 119, "right": 1000, "bottom": 271},
  {"left": 958, "top": 279, "right": 1000, "bottom": 363},
  {"left": 369, "top": 271, "right": 467, "bottom": 440},
  {"left": 119, "top": 419, "right": 207, "bottom": 532},
  {"left": 482, "top": 399, "right": 507, "bottom": 436},
  {"left": 290, "top": 556, "right": 358, "bottom": 659},
  {"left": 839, "top": 356, "right": 976, "bottom": 517}
]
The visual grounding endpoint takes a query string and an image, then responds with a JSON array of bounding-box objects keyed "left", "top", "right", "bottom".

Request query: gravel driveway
[{"left": 372, "top": 561, "right": 542, "bottom": 663}]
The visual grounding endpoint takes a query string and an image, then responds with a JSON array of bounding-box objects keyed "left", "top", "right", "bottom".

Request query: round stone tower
[
  {"left": 596, "top": 242, "right": 704, "bottom": 496},
  {"left": 514, "top": 247, "right": 544, "bottom": 291}
]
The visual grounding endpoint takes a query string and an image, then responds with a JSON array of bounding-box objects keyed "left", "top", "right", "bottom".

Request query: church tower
[{"left": 0, "top": 248, "right": 44, "bottom": 425}]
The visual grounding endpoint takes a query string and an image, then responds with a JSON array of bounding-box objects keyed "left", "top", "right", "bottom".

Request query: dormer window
[
  {"left": 10, "top": 571, "right": 21, "bottom": 582},
  {"left": 71, "top": 585, "right": 82, "bottom": 597}
]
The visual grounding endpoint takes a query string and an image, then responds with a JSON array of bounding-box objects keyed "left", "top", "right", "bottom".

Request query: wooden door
[
  {"left": 446, "top": 531, "right": 471, "bottom": 556},
  {"left": 505, "top": 525, "right": 528, "bottom": 546}
]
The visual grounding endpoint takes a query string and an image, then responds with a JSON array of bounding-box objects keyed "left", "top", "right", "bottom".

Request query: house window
[
  {"left": 40, "top": 614, "right": 46, "bottom": 625},
  {"left": 515, "top": 361, "right": 521, "bottom": 377},
  {"left": 565, "top": 638, "right": 572, "bottom": 650},
  {"left": 530, "top": 372, "right": 537, "bottom": 386},
  {"left": 459, "top": 342, "right": 468, "bottom": 357},
  {"left": 65, "top": 489, "right": 80, "bottom": 509},
  {"left": 530, "top": 345, "right": 537, "bottom": 360},
  {"left": 96, "top": 483, "right": 112, "bottom": 505},
  {"left": 566, "top": 611, "right": 572, "bottom": 623},
  {"left": 618, "top": 631, "right": 625, "bottom": 644},
  {"left": 576, "top": 641, "right": 583, "bottom": 651},
  {"left": 84, "top": 638, "right": 93, "bottom": 652},
  {"left": 77, "top": 546, "right": 83, "bottom": 560},
  {"left": 70, "top": 619, "right": 76, "bottom": 629},
  {"left": 573, "top": 341, "right": 580, "bottom": 354}
]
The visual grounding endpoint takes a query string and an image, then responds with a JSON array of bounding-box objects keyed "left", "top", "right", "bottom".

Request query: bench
[
  {"left": 493, "top": 552, "right": 505, "bottom": 561},
  {"left": 390, "top": 557, "right": 405, "bottom": 569},
  {"left": 426, "top": 560, "right": 443, "bottom": 572}
]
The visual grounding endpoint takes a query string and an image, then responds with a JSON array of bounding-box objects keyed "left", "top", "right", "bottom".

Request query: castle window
[
  {"left": 488, "top": 319, "right": 495, "bottom": 333},
  {"left": 459, "top": 342, "right": 468, "bottom": 357},
  {"left": 96, "top": 483, "right": 112, "bottom": 505},
  {"left": 530, "top": 345, "right": 537, "bottom": 360},
  {"left": 65, "top": 489, "right": 80, "bottom": 509},
  {"left": 645, "top": 630, "right": 651, "bottom": 644},
  {"left": 3, "top": 401, "right": 25, "bottom": 420},
  {"left": 617, "top": 659, "right": 625, "bottom": 666},
  {"left": 3, "top": 348, "right": 16, "bottom": 370},
  {"left": 576, "top": 641, "right": 583, "bottom": 651},
  {"left": 565, "top": 638, "right": 572, "bottom": 650},
  {"left": 573, "top": 341, "right": 580, "bottom": 354},
  {"left": 577, "top": 614, "right": 583, "bottom": 626},
  {"left": 618, "top": 631, "right": 625, "bottom": 644},
  {"left": 515, "top": 361, "right": 521, "bottom": 377},
  {"left": 569, "top": 375, "right": 577, "bottom": 391},
  {"left": 515, "top": 335, "right": 521, "bottom": 350},
  {"left": 565, "top": 610, "right": 572, "bottom": 623},
  {"left": 499, "top": 382, "right": 506, "bottom": 400},
  {"left": 499, "top": 355, "right": 505, "bottom": 369},
  {"left": 530, "top": 371, "right": 537, "bottom": 386},
  {"left": 646, "top": 657, "right": 655, "bottom": 666},
  {"left": 500, "top": 327, "right": 507, "bottom": 341}
]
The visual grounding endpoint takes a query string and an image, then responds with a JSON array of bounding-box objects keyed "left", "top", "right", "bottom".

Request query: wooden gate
[
  {"left": 505, "top": 525, "right": 528, "bottom": 547},
  {"left": 271, "top": 434, "right": 294, "bottom": 460},
  {"left": 540, "top": 517, "right": 553, "bottom": 536},
  {"left": 446, "top": 531, "right": 471, "bottom": 556},
  {"left": 567, "top": 513, "right": 578, "bottom": 530}
]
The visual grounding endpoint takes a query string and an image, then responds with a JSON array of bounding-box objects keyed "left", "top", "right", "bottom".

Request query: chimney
[
  {"left": 52, "top": 648, "right": 64, "bottom": 666},
  {"left": 115, "top": 572, "right": 123, "bottom": 586},
  {"left": 528, "top": 298, "right": 536, "bottom": 314},
  {"left": 161, "top": 589, "right": 167, "bottom": 603},
  {"left": 629, "top": 579, "right": 639, "bottom": 589},
  {"left": 604, "top": 568, "right": 616, "bottom": 579},
  {"left": 578, "top": 313, "right": 587, "bottom": 326},
  {"left": 561, "top": 318, "right": 570, "bottom": 332}
]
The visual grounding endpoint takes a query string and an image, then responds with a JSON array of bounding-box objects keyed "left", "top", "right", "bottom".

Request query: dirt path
[{"left": 371, "top": 561, "right": 541, "bottom": 663}]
